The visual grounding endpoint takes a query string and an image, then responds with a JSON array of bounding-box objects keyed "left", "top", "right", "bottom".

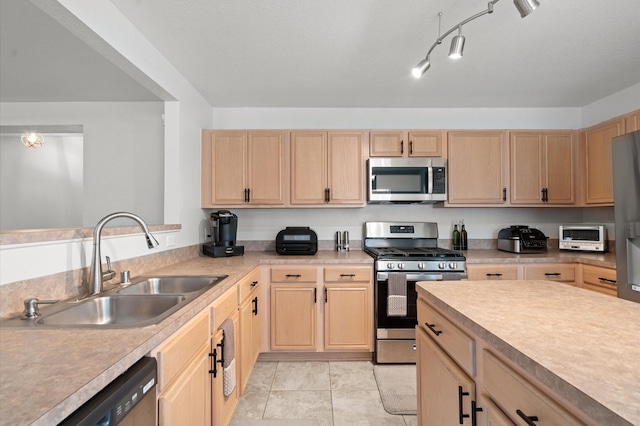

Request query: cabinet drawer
[
  {"left": 270, "top": 266, "right": 317, "bottom": 283},
  {"left": 417, "top": 298, "right": 475, "bottom": 376},
  {"left": 524, "top": 264, "right": 575, "bottom": 282},
  {"left": 237, "top": 267, "right": 261, "bottom": 303},
  {"left": 324, "top": 266, "right": 371, "bottom": 283},
  {"left": 211, "top": 286, "right": 238, "bottom": 330},
  {"left": 582, "top": 265, "right": 617, "bottom": 296},
  {"left": 483, "top": 350, "right": 583, "bottom": 425},
  {"left": 467, "top": 265, "right": 519, "bottom": 280},
  {"left": 155, "top": 311, "right": 209, "bottom": 392}
]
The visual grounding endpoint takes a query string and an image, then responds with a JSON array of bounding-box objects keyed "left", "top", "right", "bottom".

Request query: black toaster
[{"left": 276, "top": 227, "right": 318, "bottom": 255}]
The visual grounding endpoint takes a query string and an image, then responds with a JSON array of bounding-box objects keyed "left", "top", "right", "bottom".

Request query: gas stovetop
[{"left": 364, "top": 246, "right": 463, "bottom": 259}]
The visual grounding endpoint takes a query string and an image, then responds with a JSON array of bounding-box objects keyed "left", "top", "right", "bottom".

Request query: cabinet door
[
  {"left": 270, "top": 284, "right": 317, "bottom": 351},
  {"left": 202, "top": 131, "right": 247, "bottom": 206},
  {"left": 523, "top": 263, "right": 575, "bottom": 284},
  {"left": 510, "top": 132, "right": 544, "bottom": 204},
  {"left": 239, "top": 286, "right": 261, "bottom": 394},
  {"left": 370, "top": 131, "right": 404, "bottom": 157},
  {"left": 327, "top": 131, "right": 365, "bottom": 204},
  {"left": 581, "top": 264, "right": 617, "bottom": 296},
  {"left": 290, "top": 131, "right": 327, "bottom": 204},
  {"left": 408, "top": 131, "right": 443, "bottom": 157},
  {"left": 544, "top": 132, "right": 576, "bottom": 204},
  {"left": 625, "top": 109, "right": 640, "bottom": 133},
  {"left": 247, "top": 131, "right": 286, "bottom": 205},
  {"left": 583, "top": 118, "right": 624, "bottom": 204},
  {"left": 212, "top": 313, "right": 240, "bottom": 426},
  {"left": 324, "top": 284, "right": 372, "bottom": 350},
  {"left": 158, "top": 343, "right": 211, "bottom": 426},
  {"left": 417, "top": 326, "right": 476, "bottom": 426},
  {"left": 448, "top": 131, "right": 508, "bottom": 204}
]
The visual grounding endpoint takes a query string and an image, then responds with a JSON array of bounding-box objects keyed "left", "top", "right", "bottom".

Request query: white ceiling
[{"left": 2, "top": 0, "right": 639, "bottom": 108}]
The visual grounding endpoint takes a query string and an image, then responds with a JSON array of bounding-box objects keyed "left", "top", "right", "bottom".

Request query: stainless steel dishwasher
[{"left": 60, "top": 357, "right": 157, "bottom": 425}]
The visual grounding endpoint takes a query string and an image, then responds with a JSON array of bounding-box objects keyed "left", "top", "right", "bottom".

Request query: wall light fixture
[{"left": 21, "top": 132, "right": 44, "bottom": 149}]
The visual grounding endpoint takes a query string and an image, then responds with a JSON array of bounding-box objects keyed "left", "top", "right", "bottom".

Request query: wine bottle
[
  {"left": 452, "top": 224, "right": 461, "bottom": 250},
  {"left": 461, "top": 222, "right": 468, "bottom": 250}
]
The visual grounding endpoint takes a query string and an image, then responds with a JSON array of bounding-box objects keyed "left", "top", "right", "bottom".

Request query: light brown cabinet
[
  {"left": 580, "top": 264, "right": 617, "bottom": 296},
  {"left": 447, "top": 131, "right": 509, "bottom": 205},
  {"left": 211, "top": 312, "right": 239, "bottom": 426},
  {"left": 369, "top": 130, "right": 443, "bottom": 157},
  {"left": 467, "top": 264, "right": 520, "bottom": 281},
  {"left": 624, "top": 109, "right": 640, "bottom": 133},
  {"left": 581, "top": 117, "right": 625, "bottom": 205},
  {"left": 201, "top": 130, "right": 287, "bottom": 207},
  {"left": 510, "top": 131, "right": 577, "bottom": 205},
  {"left": 269, "top": 265, "right": 373, "bottom": 353},
  {"left": 523, "top": 263, "right": 576, "bottom": 286},
  {"left": 290, "top": 131, "right": 366, "bottom": 206},
  {"left": 237, "top": 267, "right": 261, "bottom": 394}
]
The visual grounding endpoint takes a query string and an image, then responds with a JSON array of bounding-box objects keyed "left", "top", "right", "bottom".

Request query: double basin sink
[{"left": 0, "top": 275, "right": 228, "bottom": 329}]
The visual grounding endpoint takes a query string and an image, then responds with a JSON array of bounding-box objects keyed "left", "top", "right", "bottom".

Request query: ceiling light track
[{"left": 412, "top": 0, "right": 540, "bottom": 78}]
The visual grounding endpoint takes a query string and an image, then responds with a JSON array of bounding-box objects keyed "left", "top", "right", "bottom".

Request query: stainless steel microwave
[
  {"left": 559, "top": 225, "right": 608, "bottom": 252},
  {"left": 368, "top": 158, "right": 447, "bottom": 203}
]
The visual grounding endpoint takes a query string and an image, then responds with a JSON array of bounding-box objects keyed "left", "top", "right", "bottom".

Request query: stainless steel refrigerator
[{"left": 612, "top": 130, "right": 640, "bottom": 303}]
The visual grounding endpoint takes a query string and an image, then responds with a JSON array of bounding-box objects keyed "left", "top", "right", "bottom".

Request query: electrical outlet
[
  {"left": 166, "top": 234, "right": 176, "bottom": 247},
  {"left": 203, "top": 228, "right": 211, "bottom": 242}
]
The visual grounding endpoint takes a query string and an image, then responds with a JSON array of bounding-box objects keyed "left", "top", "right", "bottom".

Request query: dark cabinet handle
[
  {"left": 252, "top": 296, "right": 258, "bottom": 315},
  {"left": 324, "top": 188, "right": 330, "bottom": 203},
  {"left": 244, "top": 188, "right": 248, "bottom": 202},
  {"left": 324, "top": 288, "right": 328, "bottom": 303},
  {"left": 544, "top": 272, "right": 561, "bottom": 276},
  {"left": 314, "top": 288, "right": 317, "bottom": 303},
  {"left": 471, "top": 400, "right": 483, "bottom": 426},
  {"left": 458, "top": 386, "right": 470, "bottom": 424},
  {"left": 400, "top": 140, "right": 404, "bottom": 154},
  {"left": 598, "top": 277, "right": 617, "bottom": 284},
  {"left": 340, "top": 273, "right": 356, "bottom": 277},
  {"left": 250, "top": 280, "right": 258, "bottom": 287},
  {"left": 247, "top": 188, "right": 251, "bottom": 202},
  {"left": 409, "top": 140, "right": 413, "bottom": 155},
  {"left": 425, "top": 322, "right": 442, "bottom": 336},
  {"left": 516, "top": 409, "right": 539, "bottom": 425},
  {"left": 486, "top": 273, "right": 503, "bottom": 277},
  {"left": 503, "top": 188, "right": 507, "bottom": 201},
  {"left": 209, "top": 349, "right": 218, "bottom": 377},
  {"left": 285, "top": 274, "right": 302, "bottom": 278}
]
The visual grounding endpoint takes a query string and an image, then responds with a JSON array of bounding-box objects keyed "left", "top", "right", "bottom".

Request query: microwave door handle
[{"left": 427, "top": 167, "right": 433, "bottom": 194}]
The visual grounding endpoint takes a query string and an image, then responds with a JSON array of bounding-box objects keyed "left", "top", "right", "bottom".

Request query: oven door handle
[{"left": 377, "top": 272, "right": 449, "bottom": 281}]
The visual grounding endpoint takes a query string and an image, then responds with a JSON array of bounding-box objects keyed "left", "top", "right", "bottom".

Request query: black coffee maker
[{"left": 202, "top": 210, "right": 245, "bottom": 258}]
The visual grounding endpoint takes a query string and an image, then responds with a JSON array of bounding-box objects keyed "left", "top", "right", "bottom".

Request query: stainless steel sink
[
  {"left": 36, "top": 295, "right": 187, "bottom": 328},
  {"left": 0, "top": 274, "right": 228, "bottom": 329},
  {"left": 117, "top": 275, "right": 227, "bottom": 295}
]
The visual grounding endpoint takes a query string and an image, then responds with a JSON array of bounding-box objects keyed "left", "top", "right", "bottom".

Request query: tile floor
[{"left": 230, "top": 361, "right": 417, "bottom": 426}]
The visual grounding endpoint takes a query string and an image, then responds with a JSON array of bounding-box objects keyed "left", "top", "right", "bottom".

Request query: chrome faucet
[{"left": 89, "top": 212, "right": 159, "bottom": 295}]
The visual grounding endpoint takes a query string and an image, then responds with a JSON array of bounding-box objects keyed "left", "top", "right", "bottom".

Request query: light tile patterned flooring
[{"left": 230, "top": 361, "right": 417, "bottom": 426}]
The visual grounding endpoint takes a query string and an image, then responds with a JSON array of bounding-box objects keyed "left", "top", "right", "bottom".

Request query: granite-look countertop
[
  {"left": 416, "top": 280, "right": 639, "bottom": 426},
  {"left": 0, "top": 250, "right": 372, "bottom": 426},
  {"left": 463, "top": 248, "right": 617, "bottom": 268}
]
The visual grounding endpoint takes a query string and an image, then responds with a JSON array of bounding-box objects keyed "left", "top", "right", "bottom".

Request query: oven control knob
[
  {"left": 387, "top": 262, "right": 395, "bottom": 269},
  {"left": 417, "top": 262, "right": 425, "bottom": 269},
  {"left": 397, "top": 263, "right": 405, "bottom": 270},
  {"left": 449, "top": 262, "right": 457, "bottom": 269},
  {"left": 438, "top": 263, "right": 446, "bottom": 269}
]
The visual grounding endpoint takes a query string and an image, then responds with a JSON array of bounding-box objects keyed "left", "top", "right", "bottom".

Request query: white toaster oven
[{"left": 559, "top": 225, "right": 608, "bottom": 252}]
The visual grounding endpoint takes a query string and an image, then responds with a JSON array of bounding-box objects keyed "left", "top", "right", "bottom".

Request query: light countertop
[
  {"left": 416, "top": 280, "right": 639, "bottom": 426},
  {"left": 0, "top": 250, "right": 371, "bottom": 426}
]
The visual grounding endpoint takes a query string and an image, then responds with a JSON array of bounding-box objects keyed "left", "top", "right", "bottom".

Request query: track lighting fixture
[{"left": 411, "top": 0, "right": 540, "bottom": 78}]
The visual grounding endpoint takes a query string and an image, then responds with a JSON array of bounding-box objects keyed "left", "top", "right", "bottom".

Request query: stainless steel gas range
[{"left": 363, "top": 221, "right": 467, "bottom": 364}]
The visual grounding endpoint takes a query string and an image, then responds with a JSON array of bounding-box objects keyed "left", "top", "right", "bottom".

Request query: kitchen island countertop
[
  {"left": 0, "top": 250, "right": 372, "bottom": 426},
  {"left": 416, "top": 279, "right": 639, "bottom": 425}
]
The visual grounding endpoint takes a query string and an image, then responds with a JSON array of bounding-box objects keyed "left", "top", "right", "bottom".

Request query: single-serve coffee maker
[{"left": 203, "top": 210, "right": 245, "bottom": 258}]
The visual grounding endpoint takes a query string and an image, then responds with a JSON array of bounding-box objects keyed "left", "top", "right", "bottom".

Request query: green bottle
[
  {"left": 461, "top": 223, "right": 468, "bottom": 250},
  {"left": 452, "top": 224, "right": 461, "bottom": 250}
]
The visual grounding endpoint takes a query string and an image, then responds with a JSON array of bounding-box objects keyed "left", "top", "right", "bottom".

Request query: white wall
[
  {"left": 581, "top": 83, "right": 640, "bottom": 128},
  {"left": 0, "top": 102, "right": 164, "bottom": 227}
]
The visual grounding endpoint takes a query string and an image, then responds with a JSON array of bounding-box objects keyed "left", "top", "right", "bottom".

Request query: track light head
[
  {"left": 412, "top": 57, "right": 431, "bottom": 78},
  {"left": 513, "top": 0, "right": 540, "bottom": 18},
  {"left": 448, "top": 29, "right": 465, "bottom": 59}
]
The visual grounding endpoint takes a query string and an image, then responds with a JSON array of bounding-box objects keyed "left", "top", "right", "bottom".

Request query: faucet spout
[{"left": 88, "top": 212, "right": 159, "bottom": 295}]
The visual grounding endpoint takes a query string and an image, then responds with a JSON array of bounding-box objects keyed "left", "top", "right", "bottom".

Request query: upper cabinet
[
  {"left": 447, "top": 131, "right": 509, "bottom": 205},
  {"left": 581, "top": 117, "right": 625, "bottom": 205},
  {"left": 290, "top": 131, "right": 366, "bottom": 206},
  {"left": 625, "top": 110, "right": 640, "bottom": 133},
  {"left": 201, "top": 130, "right": 287, "bottom": 207},
  {"left": 369, "top": 130, "right": 443, "bottom": 157},
  {"left": 510, "top": 131, "right": 577, "bottom": 205}
]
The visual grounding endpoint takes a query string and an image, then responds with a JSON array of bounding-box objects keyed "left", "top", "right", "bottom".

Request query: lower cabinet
[
  {"left": 238, "top": 268, "right": 262, "bottom": 394},
  {"left": 417, "top": 295, "right": 591, "bottom": 425},
  {"left": 467, "top": 264, "right": 520, "bottom": 280},
  {"left": 269, "top": 265, "right": 373, "bottom": 353},
  {"left": 211, "top": 312, "right": 239, "bottom": 426},
  {"left": 523, "top": 263, "right": 576, "bottom": 286},
  {"left": 580, "top": 264, "right": 617, "bottom": 296},
  {"left": 416, "top": 326, "right": 477, "bottom": 425}
]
